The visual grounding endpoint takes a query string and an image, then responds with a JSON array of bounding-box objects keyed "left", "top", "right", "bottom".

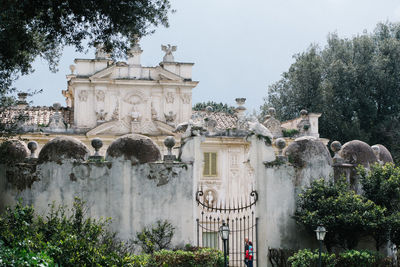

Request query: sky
[{"left": 14, "top": 0, "right": 400, "bottom": 112}]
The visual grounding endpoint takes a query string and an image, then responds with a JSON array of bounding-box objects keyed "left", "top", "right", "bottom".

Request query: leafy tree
[
  {"left": 294, "top": 178, "right": 387, "bottom": 251},
  {"left": 262, "top": 22, "right": 400, "bottom": 162},
  {"left": 0, "top": 0, "right": 172, "bottom": 102},
  {"left": 193, "top": 101, "right": 236, "bottom": 115},
  {"left": 134, "top": 220, "right": 175, "bottom": 253}
]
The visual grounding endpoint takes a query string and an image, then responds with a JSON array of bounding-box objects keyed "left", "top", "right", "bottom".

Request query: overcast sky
[{"left": 14, "top": 0, "right": 400, "bottom": 112}]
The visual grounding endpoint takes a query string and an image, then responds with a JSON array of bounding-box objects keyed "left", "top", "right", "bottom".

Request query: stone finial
[
  {"left": 330, "top": 141, "right": 344, "bottom": 164},
  {"left": 95, "top": 44, "right": 111, "bottom": 59},
  {"left": 163, "top": 136, "right": 176, "bottom": 162},
  {"left": 128, "top": 39, "right": 143, "bottom": 65},
  {"left": 88, "top": 138, "right": 104, "bottom": 162},
  {"left": 300, "top": 109, "right": 308, "bottom": 117},
  {"left": 17, "top": 92, "right": 28, "bottom": 109},
  {"left": 91, "top": 138, "right": 103, "bottom": 157},
  {"left": 53, "top": 102, "right": 61, "bottom": 111},
  {"left": 161, "top": 44, "right": 177, "bottom": 62},
  {"left": 235, "top": 98, "right": 246, "bottom": 107},
  {"left": 268, "top": 107, "right": 276, "bottom": 117},
  {"left": 275, "top": 138, "right": 287, "bottom": 159},
  {"left": 205, "top": 106, "right": 213, "bottom": 114},
  {"left": 27, "top": 141, "right": 38, "bottom": 158},
  {"left": 69, "top": 64, "right": 76, "bottom": 74}
]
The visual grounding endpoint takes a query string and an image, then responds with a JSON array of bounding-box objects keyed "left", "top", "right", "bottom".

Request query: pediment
[
  {"left": 155, "top": 66, "right": 183, "bottom": 81},
  {"left": 89, "top": 65, "right": 115, "bottom": 80}
]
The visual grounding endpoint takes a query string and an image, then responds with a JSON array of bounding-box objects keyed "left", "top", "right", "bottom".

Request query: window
[{"left": 203, "top": 152, "right": 217, "bottom": 176}]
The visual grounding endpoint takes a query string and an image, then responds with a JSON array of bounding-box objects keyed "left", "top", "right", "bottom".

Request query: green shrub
[
  {"left": 282, "top": 128, "right": 299, "bottom": 138},
  {"left": 133, "top": 220, "right": 175, "bottom": 253},
  {"left": 0, "top": 198, "right": 134, "bottom": 266},
  {"left": 336, "top": 250, "right": 379, "bottom": 267},
  {"left": 0, "top": 241, "right": 54, "bottom": 266},
  {"left": 288, "top": 249, "right": 336, "bottom": 267}
]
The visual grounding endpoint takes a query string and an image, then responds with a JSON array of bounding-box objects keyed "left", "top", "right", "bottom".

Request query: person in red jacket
[{"left": 245, "top": 241, "right": 254, "bottom": 267}]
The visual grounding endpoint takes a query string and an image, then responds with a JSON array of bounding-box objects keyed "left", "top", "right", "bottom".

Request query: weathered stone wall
[{"left": 0, "top": 135, "right": 195, "bottom": 248}]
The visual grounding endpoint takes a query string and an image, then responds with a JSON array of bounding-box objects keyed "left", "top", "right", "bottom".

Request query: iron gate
[{"left": 195, "top": 190, "right": 259, "bottom": 266}]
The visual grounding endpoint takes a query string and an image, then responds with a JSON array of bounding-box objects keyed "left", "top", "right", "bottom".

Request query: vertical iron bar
[
  {"left": 213, "top": 217, "right": 216, "bottom": 248},
  {"left": 217, "top": 217, "right": 220, "bottom": 250},
  {"left": 197, "top": 218, "right": 199, "bottom": 247},
  {"left": 240, "top": 217, "right": 242, "bottom": 267},
  {"left": 256, "top": 217, "right": 259, "bottom": 267},
  {"left": 227, "top": 217, "right": 230, "bottom": 266}
]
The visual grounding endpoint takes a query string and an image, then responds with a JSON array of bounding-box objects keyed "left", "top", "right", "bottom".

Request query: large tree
[
  {"left": 262, "top": 22, "right": 400, "bottom": 162},
  {"left": 0, "top": 0, "right": 172, "bottom": 105}
]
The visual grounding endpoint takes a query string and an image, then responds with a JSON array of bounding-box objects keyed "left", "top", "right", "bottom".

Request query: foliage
[
  {"left": 294, "top": 178, "right": 387, "bottom": 251},
  {"left": 129, "top": 248, "right": 224, "bottom": 267},
  {"left": 133, "top": 220, "right": 175, "bottom": 253},
  {"left": 0, "top": 0, "right": 172, "bottom": 100},
  {"left": 282, "top": 128, "right": 300, "bottom": 138},
  {"left": 0, "top": 198, "right": 135, "bottom": 266},
  {"left": 288, "top": 249, "right": 381, "bottom": 267},
  {"left": 0, "top": 241, "right": 54, "bottom": 267},
  {"left": 193, "top": 101, "right": 236, "bottom": 115},
  {"left": 288, "top": 249, "right": 336, "bottom": 267},
  {"left": 262, "top": 22, "right": 400, "bottom": 162},
  {"left": 358, "top": 163, "right": 400, "bottom": 214}
]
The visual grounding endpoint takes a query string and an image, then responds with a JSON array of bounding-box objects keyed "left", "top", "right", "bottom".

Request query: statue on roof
[{"left": 161, "top": 44, "right": 177, "bottom": 62}]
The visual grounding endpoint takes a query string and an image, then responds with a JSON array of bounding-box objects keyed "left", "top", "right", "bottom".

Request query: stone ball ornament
[
  {"left": 330, "top": 141, "right": 342, "bottom": 153},
  {"left": 205, "top": 106, "right": 214, "bottom": 113},
  {"left": 300, "top": 109, "right": 308, "bottom": 117},
  {"left": 27, "top": 141, "right": 38, "bottom": 157},
  {"left": 53, "top": 102, "right": 61, "bottom": 111},
  {"left": 164, "top": 136, "right": 176, "bottom": 150},
  {"left": 91, "top": 138, "right": 103, "bottom": 151},
  {"left": 268, "top": 107, "right": 276, "bottom": 116},
  {"left": 275, "top": 138, "right": 286, "bottom": 150}
]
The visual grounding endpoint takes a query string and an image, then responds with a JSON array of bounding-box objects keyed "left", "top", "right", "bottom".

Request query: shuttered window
[{"left": 203, "top": 152, "right": 217, "bottom": 176}]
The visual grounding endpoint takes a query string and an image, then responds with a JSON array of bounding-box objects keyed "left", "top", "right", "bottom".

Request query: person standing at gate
[
  {"left": 245, "top": 241, "right": 254, "bottom": 267},
  {"left": 244, "top": 238, "right": 249, "bottom": 266}
]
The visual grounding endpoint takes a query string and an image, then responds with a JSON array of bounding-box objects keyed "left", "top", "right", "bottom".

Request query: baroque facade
[{"left": 0, "top": 43, "right": 395, "bottom": 266}]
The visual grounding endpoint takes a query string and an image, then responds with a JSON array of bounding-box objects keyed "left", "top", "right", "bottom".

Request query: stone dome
[
  {"left": 284, "top": 136, "right": 332, "bottom": 168},
  {"left": 0, "top": 139, "right": 28, "bottom": 162},
  {"left": 106, "top": 134, "right": 161, "bottom": 163},
  {"left": 38, "top": 136, "right": 90, "bottom": 163},
  {"left": 339, "top": 140, "right": 377, "bottom": 167},
  {"left": 374, "top": 144, "right": 393, "bottom": 163}
]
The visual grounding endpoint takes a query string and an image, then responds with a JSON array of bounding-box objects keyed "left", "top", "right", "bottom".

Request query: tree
[
  {"left": 193, "top": 101, "right": 236, "bottom": 115},
  {"left": 0, "top": 0, "right": 172, "bottom": 103},
  {"left": 294, "top": 178, "right": 387, "bottom": 251},
  {"left": 358, "top": 163, "right": 400, "bottom": 248},
  {"left": 262, "top": 22, "right": 400, "bottom": 162}
]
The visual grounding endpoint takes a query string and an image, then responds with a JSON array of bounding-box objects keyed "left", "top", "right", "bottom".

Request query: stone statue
[
  {"left": 164, "top": 111, "right": 176, "bottom": 126},
  {"left": 48, "top": 102, "right": 66, "bottom": 132},
  {"left": 161, "top": 44, "right": 177, "bottom": 62},
  {"left": 206, "top": 191, "right": 214, "bottom": 206},
  {"left": 96, "top": 109, "right": 108, "bottom": 122},
  {"left": 263, "top": 107, "right": 282, "bottom": 137}
]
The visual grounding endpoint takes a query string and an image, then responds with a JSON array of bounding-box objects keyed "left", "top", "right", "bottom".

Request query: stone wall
[{"left": 0, "top": 135, "right": 195, "bottom": 248}]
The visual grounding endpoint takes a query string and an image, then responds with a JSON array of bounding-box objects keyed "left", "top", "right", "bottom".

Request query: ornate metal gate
[{"left": 195, "top": 190, "right": 259, "bottom": 266}]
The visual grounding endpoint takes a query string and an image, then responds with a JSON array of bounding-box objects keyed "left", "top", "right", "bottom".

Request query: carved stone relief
[
  {"left": 78, "top": 90, "right": 88, "bottom": 102},
  {"left": 165, "top": 92, "right": 174, "bottom": 103},
  {"left": 96, "top": 90, "right": 105, "bottom": 102},
  {"left": 181, "top": 93, "right": 191, "bottom": 104}
]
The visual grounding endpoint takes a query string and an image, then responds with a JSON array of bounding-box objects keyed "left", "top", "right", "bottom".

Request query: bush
[
  {"left": 129, "top": 248, "right": 224, "bottom": 267},
  {"left": 336, "top": 250, "right": 378, "bottom": 267},
  {"left": 288, "top": 249, "right": 386, "bottom": 267},
  {"left": 0, "top": 241, "right": 54, "bottom": 266},
  {"left": 0, "top": 198, "right": 134, "bottom": 266},
  {"left": 133, "top": 220, "right": 175, "bottom": 253},
  {"left": 288, "top": 249, "right": 336, "bottom": 267}
]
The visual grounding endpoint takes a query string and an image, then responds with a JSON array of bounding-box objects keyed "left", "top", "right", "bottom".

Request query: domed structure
[
  {"left": 38, "top": 136, "right": 90, "bottom": 163},
  {"left": 284, "top": 136, "right": 332, "bottom": 168},
  {"left": 106, "top": 134, "right": 161, "bottom": 163},
  {"left": 373, "top": 144, "right": 393, "bottom": 164},
  {"left": 0, "top": 139, "right": 28, "bottom": 162},
  {"left": 339, "top": 140, "right": 377, "bottom": 167}
]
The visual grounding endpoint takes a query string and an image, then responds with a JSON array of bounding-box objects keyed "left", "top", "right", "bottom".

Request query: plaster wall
[{"left": 0, "top": 158, "right": 195, "bottom": 247}]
